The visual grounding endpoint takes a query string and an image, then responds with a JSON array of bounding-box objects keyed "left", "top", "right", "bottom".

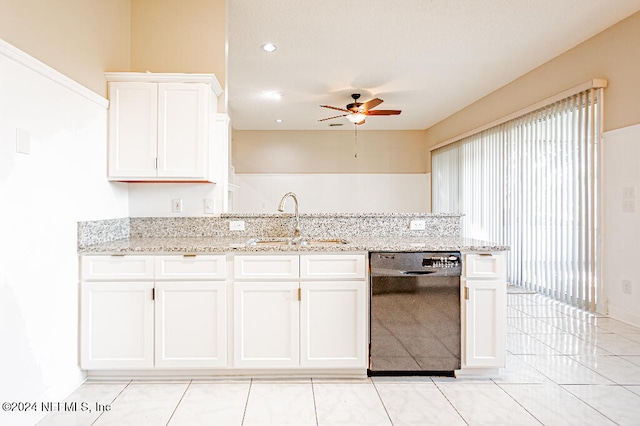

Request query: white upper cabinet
[
  {"left": 156, "top": 83, "right": 207, "bottom": 178},
  {"left": 105, "top": 73, "right": 222, "bottom": 182}
]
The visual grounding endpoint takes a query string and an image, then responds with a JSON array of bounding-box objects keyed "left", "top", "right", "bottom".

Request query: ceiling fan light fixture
[{"left": 347, "top": 113, "right": 366, "bottom": 124}]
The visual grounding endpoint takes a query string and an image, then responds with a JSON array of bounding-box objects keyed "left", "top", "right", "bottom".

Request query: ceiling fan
[{"left": 319, "top": 93, "right": 401, "bottom": 125}]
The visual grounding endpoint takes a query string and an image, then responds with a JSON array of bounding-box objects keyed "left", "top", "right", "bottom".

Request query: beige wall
[
  {"left": 425, "top": 11, "right": 640, "bottom": 146},
  {"left": 0, "top": 0, "right": 227, "bottom": 100},
  {"left": 130, "top": 0, "right": 226, "bottom": 109},
  {"left": 0, "top": 0, "right": 131, "bottom": 97},
  {"left": 233, "top": 130, "right": 429, "bottom": 174}
]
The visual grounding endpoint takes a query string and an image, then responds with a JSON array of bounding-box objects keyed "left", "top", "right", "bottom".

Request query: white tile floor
[{"left": 37, "top": 292, "right": 640, "bottom": 425}]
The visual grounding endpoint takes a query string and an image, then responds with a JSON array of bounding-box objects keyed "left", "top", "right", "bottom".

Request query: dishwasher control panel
[
  {"left": 422, "top": 254, "right": 460, "bottom": 268},
  {"left": 370, "top": 252, "right": 462, "bottom": 277}
]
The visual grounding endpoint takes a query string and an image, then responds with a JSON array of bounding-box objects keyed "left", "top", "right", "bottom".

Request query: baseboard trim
[
  {"left": 606, "top": 303, "right": 640, "bottom": 328},
  {"left": 85, "top": 368, "right": 368, "bottom": 381}
]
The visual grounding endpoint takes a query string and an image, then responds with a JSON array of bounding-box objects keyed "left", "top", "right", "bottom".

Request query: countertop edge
[{"left": 77, "top": 237, "right": 509, "bottom": 255}]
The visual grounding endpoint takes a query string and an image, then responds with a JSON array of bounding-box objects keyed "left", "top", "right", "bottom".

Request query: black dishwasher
[{"left": 368, "top": 252, "right": 461, "bottom": 376}]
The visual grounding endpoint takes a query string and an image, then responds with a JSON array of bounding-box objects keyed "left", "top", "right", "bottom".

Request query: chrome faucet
[{"left": 277, "top": 192, "right": 300, "bottom": 238}]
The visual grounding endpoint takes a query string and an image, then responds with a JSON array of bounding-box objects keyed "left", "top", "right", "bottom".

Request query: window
[{"left": 432, "top": 84, "right": 603, "bottom": 311}]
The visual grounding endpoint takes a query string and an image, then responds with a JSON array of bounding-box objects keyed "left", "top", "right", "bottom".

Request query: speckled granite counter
[
  {"left": 77, "top": 213, "right": 509, "bottom": 254},
  {"left": 78, "top": 235, "right": 508, "bottom": 254}
]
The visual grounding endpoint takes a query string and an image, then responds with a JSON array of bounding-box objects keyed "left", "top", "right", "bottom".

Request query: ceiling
[{"left": 228, "top": 0, "right": 640, "bottom": 131}]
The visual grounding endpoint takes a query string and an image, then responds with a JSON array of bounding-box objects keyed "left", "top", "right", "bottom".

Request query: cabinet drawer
[
  {"left": 464, "top": 253, "right": 506, "bottom": 279},
  {"left": 234, "top": 255, "right": 299, "bottom": 279},
  {"left": 300, "top": 255, "right": 366, "bottom": 279},
  {"left": 81, "top": 255, "right": 154, "bottom": 281},
  {"left": 155, "top": 255, "right": 227, "bottom": 280}
]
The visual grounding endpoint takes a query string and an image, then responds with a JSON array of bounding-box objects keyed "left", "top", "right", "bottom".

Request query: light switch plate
[
  {"left": 16, "top": 128, "right": 30, "bottom": 154},
  {"left": 172, "top": 198, "right": 183, "bottom": 213}
]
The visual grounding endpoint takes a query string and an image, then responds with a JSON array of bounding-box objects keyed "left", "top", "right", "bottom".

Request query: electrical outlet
[
  {"left": 204, "top": 198, "right": 215, "bottom": 214},
  {"left": 623, "top": 280, "right": 632, "bottom": 294},
  {"left": 171, "top": 198, "right": 183, "bottom": 213},
  {"left": 229, "top": 220, "right": 245, "bottom": 231},
  {"left": 410, "top": 220, "right": 426, "bottom": 230}
]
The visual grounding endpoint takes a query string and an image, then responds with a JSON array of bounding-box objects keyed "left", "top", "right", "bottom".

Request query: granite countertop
[{"left": 78, "top": 235, "right": 509, "bottom": 254}]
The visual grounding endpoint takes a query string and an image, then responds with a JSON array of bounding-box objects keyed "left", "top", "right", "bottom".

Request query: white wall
[
  {"left": 234, "top": 173, "right": 431, "bottom": 213},
  {"left": 0, "top": 40, "right": 128, "bottom": 426},
  {"left": 602, "top": 124, "right": 640, "bottom": 326},
  {"left": 128, "top": 182, "right": 219, "bottom": 217}
]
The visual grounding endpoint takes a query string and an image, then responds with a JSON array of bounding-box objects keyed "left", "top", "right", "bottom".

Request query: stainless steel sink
[
  {"left": 299, "top": 238, "right": 349, "bottom": 246},
  {"left": 245, "top": 238, "right": 349, "bottom": 246}
]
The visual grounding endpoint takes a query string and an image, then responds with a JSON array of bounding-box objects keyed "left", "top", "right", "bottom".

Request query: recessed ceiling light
[
  {"left": 262, "top": 43, "right": 277, "bottom": 53},
  {"left": 275, "top": 119, "right": 283, "bottom": 123},
  {"left": 262, "top": 91, "right": 282, "bottom": 101}
]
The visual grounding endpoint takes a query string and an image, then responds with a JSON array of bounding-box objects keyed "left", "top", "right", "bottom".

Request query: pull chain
[{"left": 354, "top": 124, "right": 358, "bottom": 158}]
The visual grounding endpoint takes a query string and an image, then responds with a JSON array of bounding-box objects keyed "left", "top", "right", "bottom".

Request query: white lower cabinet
[
  {"left": 80, "top": 255, "right": 227, "bottom": 370},
  {"left": 155, "top": 281, "right": 227, "bottom": 368},
  {"left": 234, "top": 282, "right": 300, "bottom": 368},
  {"left": 461, "top": 252, "right": 507, "bottom": 371},
  {"left": 81, "top": 281, "right": 155, "bottom": 369},
  {"left": 462, "top": 279, "right": 506, "bottom": 367},
  {"left": 300, "top": 281, "right": 367, "bottom": 368},
  {"left": 81, "top": 253, "right": 368, "bottom": 373},
  {"left": 232, "top": 254, "right": 368, "bottom": 370}
]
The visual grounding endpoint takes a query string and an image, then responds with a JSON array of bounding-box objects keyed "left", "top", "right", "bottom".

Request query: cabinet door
[
  {"left": 300, "top": 281, "right": 367, "bottom": 368},
  {"left": 155, "top": 281, "right": 227, "bottom": 368},
  {"left": 81, "top": 282, "right": 154, "bottom": 369},
  {"left": 234, "top": 282, "right": 299, "bottom": 368},
  {"left": 157, "top": 83, "right": 209, "bottom": 179},
  {"left": 463, "top": 279, "right": 506, "bottom": 368},
  {"left": 107, "top": 82, "right": 158, "bottom": 179}
]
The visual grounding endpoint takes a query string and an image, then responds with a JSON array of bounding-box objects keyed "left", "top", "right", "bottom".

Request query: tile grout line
[
  {"left": 90, "top": 379, "right": 132, "bottom": 426},
  {"left": 310, "top": 378, "right": 319, "bottom": 426},
  {"left": 165, "top": 379, "right": 192, "bottom": 426},
  {"left": 559, "top": 383, "right": 625, "bottom": 425},
  {"left": 240, "top": 378, "right": 253, "bottom": 426},
  {"left": 431, "top": 380, "right": 469, "bottom": 426},
  {"left": 370, "top": 378, "right": 395, "bottom": 425},
  {"left": 493, "top": 380, "right": 545, "bottom": 425}
]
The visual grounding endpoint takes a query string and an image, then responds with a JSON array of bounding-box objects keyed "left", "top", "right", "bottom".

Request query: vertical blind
[{"left": 432, "top": 88, "right": 601, "bottom": 311}]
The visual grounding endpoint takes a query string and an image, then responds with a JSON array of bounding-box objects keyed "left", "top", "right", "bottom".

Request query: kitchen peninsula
[{"left": 78, "top": 213, "right": 508, "bottom": 379}]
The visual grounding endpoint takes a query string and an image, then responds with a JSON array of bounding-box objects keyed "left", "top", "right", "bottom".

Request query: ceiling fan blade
[
  {"left": 318, "top": 114, "right": 349, "bottom": 122},
  {"left": 361, "top": 98, "right": 383, "bottom": 111},
  {"left": 320, "top": 105, "right": 351, "bottom": 113},
  {"left": 365, "top": 109, "right": 402, "bottom": 116}
]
